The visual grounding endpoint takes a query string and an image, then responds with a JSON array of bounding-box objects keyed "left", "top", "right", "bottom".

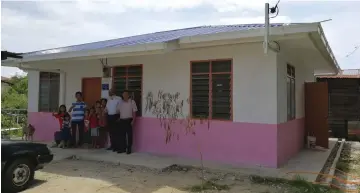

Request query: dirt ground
[{"left": 24, "top": 159, "right": 279, "bottom": 193}]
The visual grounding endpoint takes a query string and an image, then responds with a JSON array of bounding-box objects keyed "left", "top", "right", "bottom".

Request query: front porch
[{"left": 50, "top": 138, "right": 339, "bottom": 182}]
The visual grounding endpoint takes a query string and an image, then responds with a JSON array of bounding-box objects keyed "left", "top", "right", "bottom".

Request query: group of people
[{"left": 52, "top": 88, "right": 138, "bottom": 154}]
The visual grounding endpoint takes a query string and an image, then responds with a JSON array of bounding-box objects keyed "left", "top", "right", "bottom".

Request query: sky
[{"left": 1, "top": 0, "right": 360, "bottom": 77}]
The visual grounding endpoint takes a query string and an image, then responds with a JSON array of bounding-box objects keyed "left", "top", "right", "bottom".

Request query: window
[
  {"left": 39, "top": 72, "right": 60, "bottom": 112},
  {"left": 113, "top": 65, "right": 142, "bottom": 116},
  {"left": 191, "top": 59, "right": 232, "bottom": 120},
  {"left": 287, "top": 64, "right": 296, "bottom": 120}
]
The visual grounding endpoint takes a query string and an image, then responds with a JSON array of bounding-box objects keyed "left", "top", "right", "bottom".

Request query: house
[
  {"left": 316, "top": 69, "right": 360, "bottom": 138},
  {"left": 2, "top": 23, "right": 340, "bottom": 168}
]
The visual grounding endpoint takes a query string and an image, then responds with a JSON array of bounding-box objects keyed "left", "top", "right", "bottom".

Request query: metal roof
[
  {"left": 23, "top": 23, "right": 289, "bottom": 57},
  {"left": 317, "top": 69, "right": 360, "bottom": 79}
]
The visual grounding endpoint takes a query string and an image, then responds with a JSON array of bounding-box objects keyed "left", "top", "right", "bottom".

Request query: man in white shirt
[
  {"left": 117, "top": 89, "right": 138, "bottom": 154},
  {"left": 105, "top": 88, "right": 122, "bottom": 151}
]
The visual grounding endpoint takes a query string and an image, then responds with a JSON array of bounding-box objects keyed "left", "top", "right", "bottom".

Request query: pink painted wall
[
  {"left": 133, "top": 117, "right": 278, "bottom": 167},
  {"left": 29, "top": 112, "right": 304, "bottom": 168},
  {"left": 276, "top": 117, "right": 305, "bottom": 166},
  {"left": 28, "top": 112, "right": 61, "bottom": 142}
]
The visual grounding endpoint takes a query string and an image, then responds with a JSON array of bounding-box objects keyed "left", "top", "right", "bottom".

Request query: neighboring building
[
  {"left": 1, "top": 76, "right": 12, "bottom": 92},
  {"left": 2, "top": 23, "right": 339, "bottom": 168},
  {"left": 316, "top": 69, "right": 360, "bottom": 138}
]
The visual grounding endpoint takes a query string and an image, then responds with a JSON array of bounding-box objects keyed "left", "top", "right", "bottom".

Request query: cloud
[
  {"left": 72, "top": 0, "right": 269, "bottom": 12},
  {"left": 1, "top": 0, "right": 360, "bottom": 78}
]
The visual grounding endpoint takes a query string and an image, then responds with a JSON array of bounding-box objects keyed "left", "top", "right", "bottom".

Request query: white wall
[
  {"left": 26, "top": 43, "right": 278, "bottom": 124},
  {"left": 27, "top": 70, "right": 39, "bottom": 112},
  {"left": 276, "top": 50, "right": 315, "bottom": 123}
]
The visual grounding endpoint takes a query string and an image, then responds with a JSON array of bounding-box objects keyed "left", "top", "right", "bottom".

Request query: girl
[
  {"left": 83, "top": 109, "right": 91, "bottom": 146},
  {"left": 89, "top": 107, "right": 100, "bottom": 148},
  {"left": 59, "top": 113, "right": 71, "bottom": 148},
  {"left": 52, "top": 105, "right": 67, "bottom": 146},
  {"left": 84, "top": 109, "right": 90, "bottom": 133},
  {"left": 100, "top": 98, "right": 107, "bottom": 108},
  {"left": 100, "top": 98, "right": 108, "bottom": 148},
  {"left": 95, "top": 100, "right": 101, "bottom": 108},
  {"left": 98, "top": 105, "right": 106, "bottom": 128}
]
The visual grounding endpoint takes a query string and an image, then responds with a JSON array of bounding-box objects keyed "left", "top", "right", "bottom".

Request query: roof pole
[{"left": 264, "top": 3, "right": 270, "bottom": 55}]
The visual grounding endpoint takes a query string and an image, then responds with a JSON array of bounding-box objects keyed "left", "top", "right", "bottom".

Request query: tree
[{"left": 1, "top": 75, "right": 28, "bottom": 129}]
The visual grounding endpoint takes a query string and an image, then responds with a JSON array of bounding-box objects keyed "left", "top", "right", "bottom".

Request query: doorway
[
  {"left": 82, "top": 77, "right": 102, "bottom": 107},
  {"left": 305, "top": 82, "right": 329, "bottom": 148}
]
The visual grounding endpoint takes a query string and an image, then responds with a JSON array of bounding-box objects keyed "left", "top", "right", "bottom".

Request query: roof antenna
[
  {"left": 264, "top": 0, "right": 281, "bottom": 55},
  {"left": 263, "top": 3, "right": 270, "bottom": 55}
]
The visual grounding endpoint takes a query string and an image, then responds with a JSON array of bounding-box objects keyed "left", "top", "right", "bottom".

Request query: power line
[{"left": 345, "top": 45, "right": 359, "bottom": 58}]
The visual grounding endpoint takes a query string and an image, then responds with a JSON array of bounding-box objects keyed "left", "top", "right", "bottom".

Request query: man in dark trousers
[
  {"left": 104, "top": 88, "right": 122, "bottom": 152},
  {"left": 117, "top": 90, "right": 137, "bottom": 154}
]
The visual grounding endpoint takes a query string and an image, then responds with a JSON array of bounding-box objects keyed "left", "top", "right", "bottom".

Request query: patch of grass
[
  {"left": 184, "top": 180, "right": 230, "bottom": 192},
  {"left": 336, "top": 161, "right": 350, "bottom": 172},
  {"left": 336, "top": 143, "right": 360, "bottom": 175},
  {"left": 250, "top": 175, "right": 341, "bottom": 193}
]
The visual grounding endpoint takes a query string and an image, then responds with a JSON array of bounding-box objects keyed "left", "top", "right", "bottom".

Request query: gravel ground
[{"left": 23, "top": 159, "right": 279, "bottom": 193}]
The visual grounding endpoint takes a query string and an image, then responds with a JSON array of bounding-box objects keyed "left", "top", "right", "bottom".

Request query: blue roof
[{"left": 24, "top": 23, "right": 289, "bottom": 57}]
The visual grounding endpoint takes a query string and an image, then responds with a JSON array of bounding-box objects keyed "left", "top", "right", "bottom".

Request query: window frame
[
  {"left": 112, "top": 64, "right": 143, "bottom": 116},
  {"left": 286, "top": 63, "right": 296, "bottom": 121},
  {"left": 190, "top": 59, "right": 233, "bottom": 121},
  {"left": 38, "top": 72, "right": 60, "bottom": 112}
]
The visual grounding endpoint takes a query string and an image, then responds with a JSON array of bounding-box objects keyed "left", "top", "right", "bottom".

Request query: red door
[
  {"left": 82, "top": 77, "right": 102, "bottom": 107},
  {"left": 305, "top": 82, "right": 329, "bottom": 148}
]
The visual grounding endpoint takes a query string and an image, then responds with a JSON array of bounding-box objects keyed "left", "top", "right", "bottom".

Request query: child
[
  {"left": 84, "top": 109, "right": 90, "bottom": 133},
  {"left": 95, "top": 100, "right": 101, "bottom": 108},
  {"left": 68, "top": 91, "right": 86, "bottom": 148},
  {"left": 89, "top": 107, "right": 100, "bottom": 148},
  {"left": 100, "top": 98, "right": 108, "bottom": 147},
  {"left": 58, "top": 113, "right": 71, "bottom": 148},
  {"left": 98, "top": 106, "right": 106, "bottom": 128},
  {"left": 100, "top": 98, "right": 107, "bottom": 108},
  {"left": 52, "top": 105, "right": 67, "bottom": 146}
]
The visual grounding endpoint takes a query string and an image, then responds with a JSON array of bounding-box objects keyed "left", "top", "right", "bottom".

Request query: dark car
[{"left": 1, "top": 140, "right": 53, "bottom": 193}]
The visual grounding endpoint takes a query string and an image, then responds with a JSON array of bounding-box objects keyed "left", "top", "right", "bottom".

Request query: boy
[{"left": 68, "top": 91, "right": 87, "bottom": 147}]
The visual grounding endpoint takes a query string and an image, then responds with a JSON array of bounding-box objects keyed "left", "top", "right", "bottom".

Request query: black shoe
[
  {"left": 117, "top": 150, "right": 125, "bottom": 154},
  {"left": 106, "top": 147, "right": 113, "bottom": 150},
  {"left": 126, "top": 148, "right": 132, "bottom": 154},
  {"left": 112, "top": 149, "right": 117, "bottom": 152}
]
